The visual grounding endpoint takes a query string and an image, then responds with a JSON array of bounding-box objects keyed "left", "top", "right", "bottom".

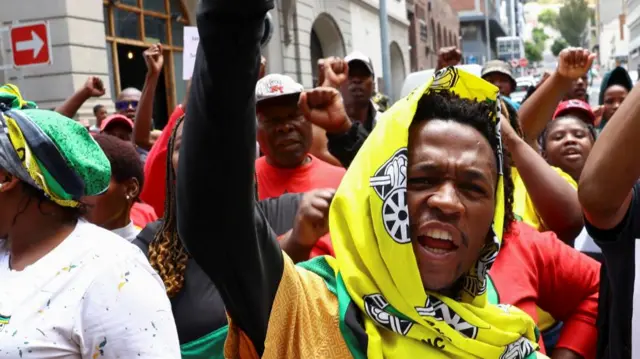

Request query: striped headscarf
[{"left": 0, "top": 84, "right": 110, "bottom": 207}]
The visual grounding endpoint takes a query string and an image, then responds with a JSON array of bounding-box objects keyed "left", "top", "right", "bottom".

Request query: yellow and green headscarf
[
  {"left": 329, "top": 67, "right": 544, "bottom": 358},
  {"left": 0, "top": 84, "right": 110, "bottom": 207}
]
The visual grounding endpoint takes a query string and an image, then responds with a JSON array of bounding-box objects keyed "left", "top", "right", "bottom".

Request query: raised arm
[
  {"left": 579, "top": 81, "right": 640, "bottom": 229},
  {"left": 518, "top": 49, "right": 594, "bottom": 148},
  {"left": 501, "top": 111, "right": 583, "bottom": 242},
  {"left": 55, "top": 77, "right": 105, "bottom": 119},
  {"left": 177, "top": 0, "right": 280, "bottom": 354},
  {"left": 132, "top": 44, "right": 164, "bottom": 150}
]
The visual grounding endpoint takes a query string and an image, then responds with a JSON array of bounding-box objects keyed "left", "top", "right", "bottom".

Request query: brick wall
[{"left": 450, "top": 0, "right": 475, "bottom": 13}]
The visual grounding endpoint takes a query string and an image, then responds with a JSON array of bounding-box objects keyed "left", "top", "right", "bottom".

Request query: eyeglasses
[{"left": 115, "top": 100, "right": 139, "bottom": 111}]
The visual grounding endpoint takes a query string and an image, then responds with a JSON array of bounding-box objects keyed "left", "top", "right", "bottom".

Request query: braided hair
[{"left": 148, "top": 115, "right": 188, "bottom": 297}]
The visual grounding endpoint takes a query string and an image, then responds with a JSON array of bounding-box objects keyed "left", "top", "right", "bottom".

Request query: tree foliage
[
  {"left": 532, "top": 28, "right": 549, "bottom": 46},
  {"left": 525, "top": 41, "right": 543, "bottom": 63},
  {"left": 557, "top": 0, "right": 590, "bottom": 46},
  {"left": 551, "top": 38, "right": 569, "bottom": 56},
  {"left": 538, "top": 9, "right": 558, "bottom": 28}
]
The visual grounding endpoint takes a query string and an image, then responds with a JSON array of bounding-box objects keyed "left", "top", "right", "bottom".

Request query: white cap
[
  {"left": 344, "top": 51, "right": 375, "bottom": 76},
  {"left": 255, "top": 74, "right": 304, "bottom": 104}
]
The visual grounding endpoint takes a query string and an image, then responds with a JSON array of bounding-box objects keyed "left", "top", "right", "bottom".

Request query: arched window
[{"left": 103, "top": 0, "right": 191, "bottom": 128}]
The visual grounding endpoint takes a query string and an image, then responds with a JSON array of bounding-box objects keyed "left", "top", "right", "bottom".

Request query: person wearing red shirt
[
  {"left": 492, "top": 222, "right": 600, "bottom": 358},
  {"left": 255, "top": 74, "right": 346, "bottom": 200},
  {"left": 140, "top": 104, "right": 185, "bottom": 217},
  {"left": 255, "top": 74, "right": 346, "bottom": 257}
]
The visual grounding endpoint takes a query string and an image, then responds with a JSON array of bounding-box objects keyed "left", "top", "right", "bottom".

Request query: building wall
[
  {"left": 271, "top": 0, "right": 352, "bottom": 88},
  {"left": 460, "top": 24, "right": 492, "bottom": 64},
  {"left": 1, "top": 0, "right": 112, "bottom": 119},
  {"left": 599, "top": 17, "right": 629, "bottom": 69},
  {"left": 407, "top": 0, "right": 460, "bottom": 72},
  {"left": 599, "top": 0, "right": 623, "bottom": 25},
  {"left": 627, "top": 0, "right": 640, "bottom": 70},
  {"left": 350, "top": 0, "right": 410, "bottom": 99}
]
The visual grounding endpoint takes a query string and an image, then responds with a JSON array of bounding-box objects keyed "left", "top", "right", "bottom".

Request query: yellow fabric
[
  {"left": 3, "top": 115, "right": 77, "bottom": 207},
  {"left": 223, "top": 254, "right": 352, "bottom": 358},
  {"left": 511, "top": 166, "right": 576, "bottom": 332},
  {"left": 329, "top": 67, "right": 543, "bottom": 358},
  {"left": 0, "top": 84, "right": 31, "bottom": 109},
  {"left": 511, "top": 167, "right": 577, "bottom": 231}
]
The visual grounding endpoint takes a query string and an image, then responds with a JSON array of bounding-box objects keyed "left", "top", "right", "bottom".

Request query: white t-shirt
[{"left": 0, "top": 220, "right": 180, "bottom": 358}]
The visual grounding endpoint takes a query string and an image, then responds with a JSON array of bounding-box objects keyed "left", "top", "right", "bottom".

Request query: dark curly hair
[
  {"left": 93, "top": 134, "right": 144, "bottom": 192},
  {"left": 411, "top": 91, "right": 516, "bottom": 235},
  {"left": 148, "top": 116, "right": 188, "bottom": 298}
]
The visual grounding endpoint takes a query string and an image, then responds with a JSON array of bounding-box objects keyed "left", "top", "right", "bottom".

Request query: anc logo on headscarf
[
  {"left": 417, "top": 297, "right": 479, "bottom": 339},
  {"left": 369, "top": 149, "right": 410, "bottom": 244},
  {"left": 430, "top": 67, "right": 461, "bottom": 91},
  {"left": 363, "top": 294, "right": 414, "bottom": 336},
  {"left": 500, "top": 337, "right": 536, "bottom": 359}
]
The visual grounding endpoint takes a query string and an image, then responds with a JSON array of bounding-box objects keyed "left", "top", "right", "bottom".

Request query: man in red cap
[{"left": 101, "top": 114, "right": 149, "bottom": 163}]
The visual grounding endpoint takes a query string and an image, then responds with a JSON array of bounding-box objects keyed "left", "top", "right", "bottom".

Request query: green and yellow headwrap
[
  {"left": 329, "top": 67, "right": 545, "bottom": 358},
  {"left": 0, "top": 86, "right": 110, "bottom": 207},
  {"left": 0, "top": 84, "right": 37, "bottom": 110}
]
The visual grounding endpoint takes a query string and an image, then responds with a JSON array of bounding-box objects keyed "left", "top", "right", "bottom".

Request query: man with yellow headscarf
[{"left": 176, "top": 0, "right": 547, "bottom": 358}]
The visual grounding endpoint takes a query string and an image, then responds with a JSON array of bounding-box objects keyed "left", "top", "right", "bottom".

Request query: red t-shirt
[
  {"left": 255, "top": 154, "right": 346, "bottom": 200},
  {"left": 256, "top": 154, "right": 345, "bottom": 258},
  {"left": 130, "top": 202, "right": 158, "bottom": 229},
  {"left": 140, "top": 105, "right": 184, "bottom": 217},
  {"left": 491, "top": 222, "right": 599, "bottom": 358}
]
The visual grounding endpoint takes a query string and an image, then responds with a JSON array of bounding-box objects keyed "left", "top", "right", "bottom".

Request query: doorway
[{"left": 116, "top": 43, "right": 169, "bottom": 129}]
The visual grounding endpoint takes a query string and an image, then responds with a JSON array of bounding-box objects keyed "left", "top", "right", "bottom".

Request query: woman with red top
[
  {"left": 84, "top": 134, "right": 157, "bottom": 241},
  {"left": 491, "top": 221, "right": 600, "bottom": 358}
]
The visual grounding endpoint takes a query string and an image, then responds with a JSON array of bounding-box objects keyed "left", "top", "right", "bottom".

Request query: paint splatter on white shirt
[{"left": 0, "top": 220, "right": 180, "bottom": 358}]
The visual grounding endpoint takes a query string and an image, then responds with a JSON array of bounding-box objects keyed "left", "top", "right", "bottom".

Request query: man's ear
[{"left": 124, "top": 178, "right": 140, "bottom": 201}]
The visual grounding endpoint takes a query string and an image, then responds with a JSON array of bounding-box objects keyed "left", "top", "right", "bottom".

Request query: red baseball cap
[
  {"left": 100, "top": 114, "right": 134, "bottom": 132},
  {"left": 553, "top": 99, "right": 596, "bottom": 124}
]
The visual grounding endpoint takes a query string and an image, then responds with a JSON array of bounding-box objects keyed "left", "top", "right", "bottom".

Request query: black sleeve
[
  {"left": 326, "top": 120, "right": 370, "bottom": 168},
  {"left": 131, "top": 220, "right": 163, "bottom": 256},
  {"left": 257, "top": 193, "right": 303, "bottom": 235},
  {"left": 585, "top": 183, "right": 639, "bottom": 246},
  {"left": 176, "top": 0, "right": 281, "bottom": 355},
  {"left": 584, "top": 183, "right": 639, "bottom": 357}
]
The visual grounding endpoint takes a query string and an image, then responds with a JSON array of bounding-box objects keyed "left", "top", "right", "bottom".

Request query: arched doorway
[
  {"left": 310, "top": 13, "right": 346, "bottom": 86},
  {"left": 389, "top": 41, "right": 406, "bottom": 102},
  {"left": 103, "top": 0, "right": 190, "bottom": 129}
]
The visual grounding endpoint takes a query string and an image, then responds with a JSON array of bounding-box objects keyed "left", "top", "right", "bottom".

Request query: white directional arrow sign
[
  {"left": 10, "top": 21, "right": 52, "bottom": 68},
  {"left": 15, "top": 31, "right": 44, "bottom": 58}
]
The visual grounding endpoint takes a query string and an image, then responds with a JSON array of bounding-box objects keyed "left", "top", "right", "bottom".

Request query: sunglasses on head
[{"left": 115, "top": 100, "right": 139, "bottom": 111}]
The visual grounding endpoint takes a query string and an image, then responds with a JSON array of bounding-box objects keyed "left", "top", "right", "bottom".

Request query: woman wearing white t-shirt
[{"left": 0, "top": 88, "right": 180, "bottom": 359}]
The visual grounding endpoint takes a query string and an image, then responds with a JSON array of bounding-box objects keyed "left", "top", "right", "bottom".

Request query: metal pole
[
  {"left": 379, "top": 0, "right": 393, "bottom": 100},
  {"left": 484, "top": 0, "right": 491, "bottom": 62},
  {"left": 509, "top": 0, "right": 516, "bottom": 36}
]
